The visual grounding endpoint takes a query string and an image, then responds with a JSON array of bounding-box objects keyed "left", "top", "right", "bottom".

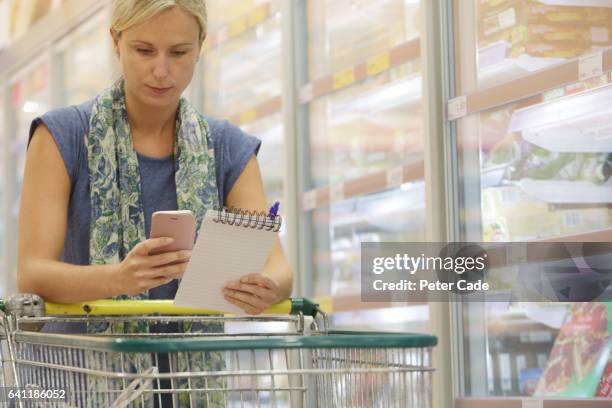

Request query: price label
[
  {"left": 330, "top": 183, "right": 344, "bottom": 202},
  {"left": 299, "top": 83, "right": 314, "bottom": 104},
  {"left": 591, "top": 26, "right": 609, "bottom": 43},
  {"left": 248, "top": 6, "right": 267, "bottom": 27},
  {"left": 302, "top": 191, "right": 317, "bottom": 211},
  {"left": 447, "top": 96, "right": 467, "bottom": 121},
  {"left": 367, "top": 52, "right": 391, "bottom": 76},
  {"left": 498, "top": 8, "right": 516, "bottom": 30},
  {"left": 333, "top": 68, "right": 355, "bottom": 90},
  {"left": 579, "top": 51, "right": 603, "bottom": 81},
  {"left": 229, "top": 18, "right": 247, "bottom": 37},
  {"left": 386, "top": 166, "right": 404, "bottom": 189},
  {"left": 522, "top": 399, "right": 543, "bottom": 408},
  {"left": 239, "top": 108, "right": 257, "bottom": 124}
]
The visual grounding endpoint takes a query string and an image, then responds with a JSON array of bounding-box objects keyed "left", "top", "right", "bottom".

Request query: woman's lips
[{"left": 147, "top": 85, "right": 172, "bottom": 95}]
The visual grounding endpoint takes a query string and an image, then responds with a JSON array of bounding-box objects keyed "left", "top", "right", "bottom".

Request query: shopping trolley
[{"left": 0, "top": 293, "right": 436, "bottom": 407}]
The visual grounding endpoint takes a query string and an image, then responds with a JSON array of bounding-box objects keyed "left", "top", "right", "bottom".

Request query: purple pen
[{"left": 268, "top": 201, "right": 280, "bottom": 218}]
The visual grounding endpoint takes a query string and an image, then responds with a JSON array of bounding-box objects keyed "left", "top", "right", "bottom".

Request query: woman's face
[{"left": 113, "top": 6, "right": 201, "bottom": 109}]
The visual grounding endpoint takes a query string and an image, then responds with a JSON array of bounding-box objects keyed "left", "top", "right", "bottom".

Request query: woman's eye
[
  {"left": 137, "top": 48, "right": 152, "bottom": 54},
  {"left": 172, "top": 51, "right": 187, "bottom": 56}
]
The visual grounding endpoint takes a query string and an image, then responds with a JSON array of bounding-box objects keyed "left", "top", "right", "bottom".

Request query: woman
[{"left": 17, "top": 0, "right": 293, "bottom": 315}]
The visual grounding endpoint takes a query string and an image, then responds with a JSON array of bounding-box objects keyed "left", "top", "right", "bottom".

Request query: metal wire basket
[{"left": 0, "top": 294, "right": 436, "bottom": 407}]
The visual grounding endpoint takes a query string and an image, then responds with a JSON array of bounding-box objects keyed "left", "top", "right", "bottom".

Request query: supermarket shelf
[
  {"left": 456, "top": 398, "right": 611, "bottom": 408},
  {"left": 487, "top": 314, "right": 560, "bottom": 334},
  {"left": 0, "top": 0, "right": 103, "bottom": 73},
  {"left": 299, "top": 38, "right": 421, "bottom": 104},
  {"left": 324, "top": 72, "right": 423, "bottom": 121},
  {"left": 478, "top": 42, "right": 565, "bottom": 90},
  {"left": 204, "top": 2, "right": 277, "bottom": 50},
  {"left": 302, "top": 161, "right": 424, "bottom": 211},
  {"left": 482, "top": 165, "right": 508, "bottom": 188},
  {"left": 538, "top": 0, "right": 612, "bottom": 6},
  {"left": 229, "top": 95, "right": 282, "bottom": 125},
  {"left": 489, "top": 304, "right": 568, "bottom": 331},
  {"left": 478, "top": 228, "right": 612, "bottom": 295},
  {"left": 509, "top": 83, "right": 612, "bottom": 152},
  {"left": 449, "top": 47, "right": 612, "bottom": 120},
  {"left": 479, "top": 228, "right": 612, "bottom": 270},
  {"left": 536, "top": 227, "right": 612, "bottom": 243},
  {"left": 518, "top": 179, "right": 612, "bottom": 204}
]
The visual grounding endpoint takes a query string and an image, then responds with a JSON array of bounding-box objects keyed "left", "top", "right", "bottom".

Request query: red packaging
[{"left": 596, "top": 359, "right": 612, "bottom": 397}]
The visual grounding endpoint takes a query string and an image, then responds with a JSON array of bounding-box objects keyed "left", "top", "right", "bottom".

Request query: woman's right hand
[{"left": 112, "top": 237, "right": 192, "bottom": 297}]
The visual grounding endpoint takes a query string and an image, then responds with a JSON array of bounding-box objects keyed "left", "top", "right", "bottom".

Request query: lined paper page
[{"left": 174, "top": 210, "right": 278, "bottom": 314}]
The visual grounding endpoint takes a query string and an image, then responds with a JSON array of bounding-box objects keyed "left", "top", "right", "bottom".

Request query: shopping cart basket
[{"left": 0, "top": 293, "right": 436, "bottom": 407}]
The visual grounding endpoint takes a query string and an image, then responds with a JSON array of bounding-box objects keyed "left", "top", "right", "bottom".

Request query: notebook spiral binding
[{"left": 213, "top": 206, "right": 282, "bottom": 232}]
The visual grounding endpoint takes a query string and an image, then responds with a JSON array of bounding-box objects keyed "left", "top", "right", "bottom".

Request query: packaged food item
[
  {"left": 481, "top": 186, "right": 556, "bottom": 240},
  {"left": 479, "top": 0, "right": 514, "bottom": 12},
  {"left": 556, "top": 207, "right": 611, "bottom": 236},
  {"left": 584, "top": 6, "right": 612, "bottom": 24},
  {"left": 535, "top": 303, "right": 612, "bottom": 397},
  {"left": 520, "top": 367, "right": 544, "bottom": 396},
  {"left": 511, "top": 149, "right": 612, "bottom": 185},
  {"left": 596, "top": 356, "right": 612, "bottom": 397},
  {"left": 477, "top": 1, "right": 612, "bottom": 59},
  {"left": 482, "top": 150, "right": 611, "bottom": 240},
  {"left": 483, "top": 219, "right": 509, "bottom": 242},
  {"left": 577, "top": 154, "right": 612, "bottom": 185},
  {"left": 512, "top": 148, "right": 574, "bottom": 180}
]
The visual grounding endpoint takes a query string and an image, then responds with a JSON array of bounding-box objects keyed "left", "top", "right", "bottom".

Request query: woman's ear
[
  {"left": 197, "top": 36, "right": 206, "bottom": 62},
  {"left": 110, "top": 28, "right": 120, "bottom": 57}
]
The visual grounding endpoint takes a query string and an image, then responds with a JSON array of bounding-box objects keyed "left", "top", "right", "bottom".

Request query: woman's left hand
[{"left": 222, "top": 273, "right": 281, "bottom": 315}]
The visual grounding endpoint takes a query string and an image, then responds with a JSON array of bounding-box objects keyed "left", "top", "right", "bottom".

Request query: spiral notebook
[{"left": 174, "top": 207, "right": 281, "bottom": 314}]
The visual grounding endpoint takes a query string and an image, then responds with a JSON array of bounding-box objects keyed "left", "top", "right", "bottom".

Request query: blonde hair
[{"left": 111, "top": 0, "right": 207, "bottom": 44}]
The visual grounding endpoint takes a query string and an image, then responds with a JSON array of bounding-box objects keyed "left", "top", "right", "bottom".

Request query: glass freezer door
[
  {"left": 451, "top": 0, "right": 612, "bottom": 400},
  {"left": 202, "top": 0, "right": 286, "bottom": 223},
  {"left": 303, "top": 0, "right": 429, "bottom": 330},
  {"left": 55, "top": 8, "right": 113, "bottom": 106},
  {"left": 0, "top": 103, "right": 5, "bottom": 295}
]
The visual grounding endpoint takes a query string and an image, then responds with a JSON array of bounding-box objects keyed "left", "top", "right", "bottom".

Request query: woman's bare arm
[
  {"left": 17, "top": 124, "right": 189, "bottom": 303},
  {"left": 222, "top": 155, "right": 294, "bottom": 314}
]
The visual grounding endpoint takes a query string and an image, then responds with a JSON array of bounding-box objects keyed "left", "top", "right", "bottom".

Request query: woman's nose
[{"left": 152, "top": 56, "right": 170, "bottom": 79}]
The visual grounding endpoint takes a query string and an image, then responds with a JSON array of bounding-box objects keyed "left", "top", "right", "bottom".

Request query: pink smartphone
[{"left": 149, "top": 210, "right": 196, "bottom": 257}]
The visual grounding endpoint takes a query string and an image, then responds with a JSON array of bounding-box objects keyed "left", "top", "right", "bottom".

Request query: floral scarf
[{"left": 86, "top": 79, "right": 219, "bottom": 300}]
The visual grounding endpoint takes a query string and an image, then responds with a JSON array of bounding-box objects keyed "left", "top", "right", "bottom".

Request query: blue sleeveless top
[{"left": 28, "top": 100, "right": 261, "bottom": 301}]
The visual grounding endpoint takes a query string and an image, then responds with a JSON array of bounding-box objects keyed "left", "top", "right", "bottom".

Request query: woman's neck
[
  {"left": 123, "top": 88, "right": 178, "bottom": 158},
  {"left": 124, "top": 89, "right": 177, "bottom": 139}
]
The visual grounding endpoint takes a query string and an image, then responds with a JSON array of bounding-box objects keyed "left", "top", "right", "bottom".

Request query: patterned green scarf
[{"left": 86, "top": 79, "right": 219, "bottom": 300}]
